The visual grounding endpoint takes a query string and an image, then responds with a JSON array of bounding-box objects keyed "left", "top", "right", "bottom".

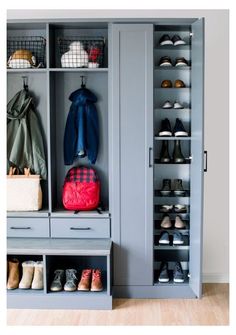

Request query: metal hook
[
  {"left": 22, "top": 76, "right": 28, "bottom": 91},
  {"left": 80, "top": 75, "right": 86, "bottom": 88}
]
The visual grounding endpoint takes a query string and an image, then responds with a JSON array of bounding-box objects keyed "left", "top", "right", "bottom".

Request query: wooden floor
[{"left": 7, "top": 284, "right": 229, "bottom": 326}]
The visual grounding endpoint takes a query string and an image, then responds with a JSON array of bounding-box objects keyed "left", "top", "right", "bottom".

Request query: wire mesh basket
[
  {"left": 7, "top": 36, "right": 46, "bottom": 69},
  {"left": 58, "top": 36, "right": 105, "bottom": 68}
]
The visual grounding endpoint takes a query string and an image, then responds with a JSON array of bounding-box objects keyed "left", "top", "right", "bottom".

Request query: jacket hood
[
  {"left": 69, "top": 88, "right": 97, "bottom": 105},
  {"left": 7, "top": 89, "right": 32, "bottom": 120}
]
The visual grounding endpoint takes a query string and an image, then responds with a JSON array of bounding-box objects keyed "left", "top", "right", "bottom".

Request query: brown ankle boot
[
  {"left": 78, "top": 269, "right": 92, "bottom": 291},
  {"left": 7, "top": 258, "right": 20, "bottom": 290},
  {"left": 91, "top": 269, "right": 103, "bottom": 292}
]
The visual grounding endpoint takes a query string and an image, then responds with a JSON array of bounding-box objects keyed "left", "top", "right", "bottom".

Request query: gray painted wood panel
[
  {"left": 7, "top": 238, "right": 112, "bottom": 255},
  {"left": 189, "top": 18, "right": 204, "bottom": 298},
  {"left": 50, "top": 218, "right": 110, "bottom": 238},
  {"left": 111, "top": 24, "right": 153, "bottom": 286},
  {"left": 7, "top": 218, "right": 50, "bottom": 238}
]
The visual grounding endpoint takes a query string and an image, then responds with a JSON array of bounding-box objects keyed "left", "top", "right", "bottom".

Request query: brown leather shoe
[
  {"left": 91, "top": 269, "right": 103, "bottom": 292},
  {"left": 161, "top": 80, "right": 172, "bottom": 88},
  {"left": 77, "top": 269, "right": 92, "bottom": 291},
  {"left": 174, "top": 79, "right": 186, "bottom": 88},
  {"left": 7, "top": 258, "right": 20, "bottom": 290}
]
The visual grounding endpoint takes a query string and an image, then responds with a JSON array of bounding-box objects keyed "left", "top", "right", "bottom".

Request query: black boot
[
  {"left": 173, "top": 140, "right": 185, "bottom": 163},
  {"left": 160, "top": 140, "right": 171, "bottom": 163}
]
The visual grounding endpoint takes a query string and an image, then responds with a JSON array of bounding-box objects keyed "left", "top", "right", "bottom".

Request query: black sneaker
[
  {"left": 160, "top": 179, "right": 171, "bottom": 196},
  {"left": 159, "top": 118, "right": 172, "bottom": 137},
  {"left": 172, "top": 35, "right": 186, "bottom": 46},
  {"left": 159, "top": 56, "right": 172, "bottom": 66},
  {"left": 158, "top": 262, "right": 170, "bottom": 282},
  {"left": 173, "top": 179, "right": 185, "bottom": 196},
  {"left": 173, "top": 262, "right": 185, "bottom": 283},
  {"left": 159, "top": 34, "right": 173, "bottom": 46},
  {"left": 175, "top": 57, "right": 188, "bottom": 66},
  {"left": 173, "top": 118, "right": 188, "bottom": 137},
  {"left": 159, "top": 231, "right": 170, "bottom": 245}
]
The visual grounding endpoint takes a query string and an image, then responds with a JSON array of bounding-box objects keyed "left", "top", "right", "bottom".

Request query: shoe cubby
[
  {"left": 7, "top": 238, "right": 112, "bottom": 309},
  {"left": 48, "top": 23, "right": 108, "bottom": 69},
  {"left": 153, "top": 23, "right": 193, "bottom": 288},
  {"left": 154, "top": 261, "right": 189, "bottom": 285},
  {"left": 45, "top": 255, "right": 107, "bottom": 294}
]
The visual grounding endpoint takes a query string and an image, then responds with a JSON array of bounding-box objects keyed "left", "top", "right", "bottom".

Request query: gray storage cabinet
[{"left": 7, "top": 17, "right": 204, "bottom": 309}]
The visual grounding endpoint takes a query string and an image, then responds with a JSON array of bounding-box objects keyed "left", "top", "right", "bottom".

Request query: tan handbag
[{"left": 7, "top": 167, "right": 42, "bottom": 211}]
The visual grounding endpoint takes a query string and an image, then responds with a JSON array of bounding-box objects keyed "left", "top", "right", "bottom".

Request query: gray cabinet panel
[
  {"left": 7, "top": 218, "right": 50, "bottom": 238},
  {"left": 51, "top": 218, "right": 110, "bottom": 238},
  {"left": 111, "top": 24, "right": 153, "bottom": 285},
  {"left": 189, "top": 18, "right": 204, "bottom": 298}
]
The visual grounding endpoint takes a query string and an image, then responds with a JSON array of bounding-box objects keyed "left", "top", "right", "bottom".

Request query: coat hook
[
  {"left": 80, "top": 75, "right": 86, "bottom": 88},
  {"left": 22, "top": 76, "right": 28, "bottom": 91}
]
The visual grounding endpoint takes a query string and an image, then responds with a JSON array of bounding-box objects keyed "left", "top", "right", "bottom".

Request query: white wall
[{"left": 7, "top": 9, "right": 229, "bottom": 283}]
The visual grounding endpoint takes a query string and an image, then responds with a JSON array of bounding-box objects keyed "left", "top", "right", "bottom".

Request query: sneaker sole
[
  {"left": 64, "top": 287, "right": 77, "bottom": 292},
  {"left": 160, "top": 63, "right": 172, "bottom": 66},
  {"left": 173, "top": 190, "right": 186, "bottom": 195},
  {"left": 174, "top": 131, "right": 188, "bottom": 137},
  {"left": 174, "top": 278, "right": 185, "bottom": 283},
  {"left": 160, "top": 41, "right": 173, "bottom": 46},
  {"left": 159, "top": 240, "right": 170, "bottom": 245},
  {"left": 173, "top": 41, "right": 186, "bottom": 46},
  {"left": 159, "top": 131, "right": 172, "bottom": 136},
  {"left": 160, "top": 191, "right": 171, "bottom": 195},
  {"left": 175, "top": 63, "right": 188, "bottom": 67},
  {"left": 158, "top": 278, "right": 170, "bottom": 283},
  {"left": 50, "top": 287, "right": 62, "bottom": 292}
]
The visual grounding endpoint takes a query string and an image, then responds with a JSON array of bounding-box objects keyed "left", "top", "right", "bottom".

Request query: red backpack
[{"left": 62, "top": 166, "right": 100, "bottom": 211}]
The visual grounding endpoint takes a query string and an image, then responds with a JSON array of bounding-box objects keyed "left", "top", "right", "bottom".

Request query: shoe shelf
[
  {"left": 154, "top": 235, "right": 189, "bottom": 248},
  {"left": 154, "top": 220, "right": 190, "bottom": 231},
  {"left": 155, "top": 205, "right": 189, "bottom": 214},
  {"left": 154, "top": 190, "right": 190, "bottom": 197},
  {"left": 154, "top": 108, "right": 191, "bottom": 112},
  {"left": 154, "top": 66, "right": 191, "bottom": 70},
  {"left": 153, "top": 270, "right": 189, "bottom": 285},
  {"left": 50, "top": 207, "right": 110, "bottom": 218},
  {"left": 155, "top": 88, "right": 191, "bottom": 91},
  {"left": 154, "top": 45, "right": 191, "bottom": 50},
  {"left": 7, "top": 68, "right": 48, "bottom": 73},
  {"left": 154, "top": 136, "right": 192, "bottom": 140},
  {"left": 49, "top": 68, "right": 109, "bottom": 72},
  {"left": 154, "top": 158, "right": 191, "bottom": 165}
]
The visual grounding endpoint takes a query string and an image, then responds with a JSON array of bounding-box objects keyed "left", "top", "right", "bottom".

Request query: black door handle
[
  {"left": 149, "top": 147, "right": 153, "bottom": 167},
  {"left": 204, "top": 150, "right": 208, "bottom": 172}
]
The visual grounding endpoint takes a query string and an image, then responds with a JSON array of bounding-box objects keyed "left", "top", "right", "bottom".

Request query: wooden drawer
[
  {"left": 7, "top": 218, "right": 50, "bottom": 238},
  {"left": 50, "top": 218, "right": 110, "bottom": 238}
]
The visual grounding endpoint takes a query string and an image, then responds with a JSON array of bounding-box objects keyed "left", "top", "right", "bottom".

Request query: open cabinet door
[{"left": 189, "top": 18, "right": 205, "bottom": 298}]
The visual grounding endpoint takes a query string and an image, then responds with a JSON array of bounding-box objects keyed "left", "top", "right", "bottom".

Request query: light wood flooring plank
[{"left": 7, "top": 284, "right": 229, "bottom": 326}]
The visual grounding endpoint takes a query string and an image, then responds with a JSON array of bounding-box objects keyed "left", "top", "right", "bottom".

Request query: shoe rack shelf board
[{"left": 7, "top": 238, "right": 112, "bottom": 310}]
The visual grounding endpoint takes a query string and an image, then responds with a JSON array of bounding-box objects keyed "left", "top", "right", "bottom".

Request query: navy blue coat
[{"left": 64, "top": 88, "right": 99, "bottom": 165}]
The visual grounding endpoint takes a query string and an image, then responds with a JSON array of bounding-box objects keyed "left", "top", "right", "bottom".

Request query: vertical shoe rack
[{"left": 153, "top": 25, "right": 192, "bottom": 285}]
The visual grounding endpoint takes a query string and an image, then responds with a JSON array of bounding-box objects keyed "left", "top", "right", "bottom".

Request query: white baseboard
[{"left": 203, "top": 273, "right": 229, "bottom": 283}]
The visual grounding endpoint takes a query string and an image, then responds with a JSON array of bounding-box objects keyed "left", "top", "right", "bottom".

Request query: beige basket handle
[
  {"left": 8, "top": 167, "right": 17, "bottom": 176},
  {"left": 24, "top": 168, "right": 31, "bottom": 176}
]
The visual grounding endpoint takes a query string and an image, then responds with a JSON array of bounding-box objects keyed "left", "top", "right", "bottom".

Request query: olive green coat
[{"left": 7, "top": 89, "right": 47, "bottom": 180}]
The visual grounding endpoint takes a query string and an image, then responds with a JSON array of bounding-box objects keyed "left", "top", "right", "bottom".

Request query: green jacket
[{"left": 7, "top": 89, "right": 47, "bottom": 180}]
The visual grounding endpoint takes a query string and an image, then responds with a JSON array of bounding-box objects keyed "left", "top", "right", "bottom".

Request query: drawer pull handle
[
  {"left": 70, "top": 227, "right": 91, "bottom": 231},
  {"left": 10, "top": 226, "right": 31, "bottom": 230}
]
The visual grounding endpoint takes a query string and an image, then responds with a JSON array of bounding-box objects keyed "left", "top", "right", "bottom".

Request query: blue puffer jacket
[{"left": 64, "top": 88, "right": 99, "bottom": 165}]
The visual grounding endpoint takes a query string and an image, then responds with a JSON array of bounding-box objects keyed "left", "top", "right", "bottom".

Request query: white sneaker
[
  {"left": 162, "top": 101, "right": 173, "bottom": 109},
  {"left": 173, "top": 101, "right": 184, "bottom": 109}
]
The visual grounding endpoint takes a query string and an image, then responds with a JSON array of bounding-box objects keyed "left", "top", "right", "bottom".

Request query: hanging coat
[
  {"left": 64, "top": 87, "right": 99, "bottom": 165},
  {"left": 7, "top": 89, "right": 47, "bottom": 180}
]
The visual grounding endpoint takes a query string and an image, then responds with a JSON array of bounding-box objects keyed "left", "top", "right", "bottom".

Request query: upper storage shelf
[{"left": 48, "top": 23, "right": 108, "bottom": 69}]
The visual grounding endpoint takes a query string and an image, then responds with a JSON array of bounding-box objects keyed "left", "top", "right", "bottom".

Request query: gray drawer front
[
  {"left": 51, "top": 218, "right": 110, "bottom": 238},
  {"left": 7, "top": 218, "right": 50, "bottom": 238}
]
